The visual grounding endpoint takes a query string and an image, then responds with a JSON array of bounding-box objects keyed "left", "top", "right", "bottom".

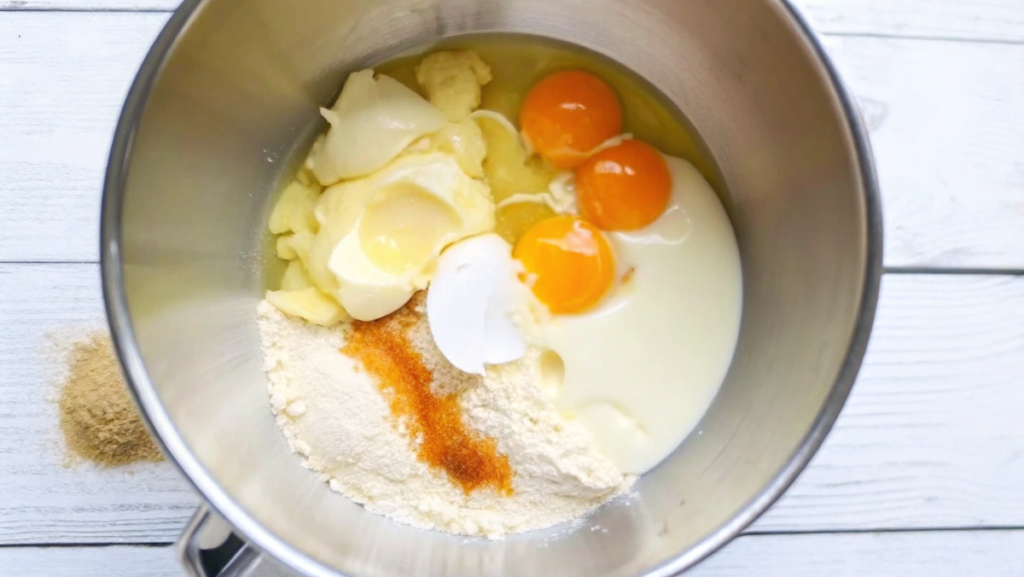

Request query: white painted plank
[
  {"left": 0, "top": 546, "right": 180, "bottom": 577},
  {"left": 694, "top": 530, "right": 1024, "bottom": 577},
  {"left": 0, "top": 0, "right": 181, "bottom": 8},
  {"left": 797, "top": 0, "right": 1024, "bottom": 42},
  {"left": 2, "top": 13, "right": 1022, "bottom": 268},
  {"left": 0, "top": 12, "right": 165, "bottom": 264},
  {"left": 756, "top": 273, "right": 1024, "bottom": 531},
  {"left": 1, "top": 264, "right": 1022, "bottom": 541},
  {"left": 820, "top": 35, "right": 1024, "bottom": 270},
  {"left": 4, "top": 530, "right": 1024, "bottom": 576},
  {"left": 4, "top": 0, "right": 1023, "bottom": 43},
  {"left": 0, "top": 263, "right": 198, "bottom": 544}
]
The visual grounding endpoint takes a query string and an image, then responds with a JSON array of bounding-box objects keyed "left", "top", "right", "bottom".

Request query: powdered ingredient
[
  {"left": 257, "top": 298, "right": 632, "bottom": 538},
  {"left": 57, "top": 333, "right": 163, "bottom": 466},
  {"left": 343, "top": 297, "right": 514, "bottom": 496}
]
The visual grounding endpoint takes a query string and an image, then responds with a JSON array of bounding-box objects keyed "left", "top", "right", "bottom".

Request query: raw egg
[
  {"left": 540, "top": 155, "right": 743, "bottom": 474},
  {"left": 512, "top": 216, "right": 615, "bottom": 314},
  {"left": 519, "top": 71, "right": 623, "bottom": 169},
  {"left": 576, "top": 139, "right": 671, "bottom": 231}
]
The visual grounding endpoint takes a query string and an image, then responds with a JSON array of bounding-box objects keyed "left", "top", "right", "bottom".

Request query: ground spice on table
[{"left": 57, "top": 333, "right": 163, "bottom": 466}]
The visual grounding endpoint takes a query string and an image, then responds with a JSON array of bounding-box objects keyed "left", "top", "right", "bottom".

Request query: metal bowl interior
[{"left": 101, "top": 0, "right": 882, "bottom": 575}]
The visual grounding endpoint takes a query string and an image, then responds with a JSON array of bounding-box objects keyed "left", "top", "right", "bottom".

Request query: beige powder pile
[
  {"left": 57, "top": 332, "right": 163, "bottom": 467},
  {"left": 258, "top": 296, "right": 632, "bottom": 538}
]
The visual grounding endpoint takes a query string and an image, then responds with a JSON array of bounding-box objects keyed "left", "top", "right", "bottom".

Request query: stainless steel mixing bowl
[{"left": 101, "top": 0, "right": 882, "bottom": 575}]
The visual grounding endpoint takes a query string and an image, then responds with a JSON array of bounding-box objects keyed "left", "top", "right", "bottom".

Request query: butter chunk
[
  {"left": 269, "top": 179, "right": 320, "bottom": 235},
  {"left": 416, "top": 51, "right": 492, "bottom": 122},
  {"left": 309, "top": 153, "right": 494, "bottom": 321},
  {"left": 309, "top": 70, "right": 446, "bottom": 185},
  {"left": 276, "top": 231, "right": 315, "bottom": 265},
  {"left": 280, "top": 260, "right": 312, "bottom": 291},
  {"left": 266, "top": 287, "right": 348, "bottom": 326}
]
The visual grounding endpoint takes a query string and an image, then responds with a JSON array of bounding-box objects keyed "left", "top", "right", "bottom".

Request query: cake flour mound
[{"left": 256, "top": 298, "right": 632, "bottom": 538}]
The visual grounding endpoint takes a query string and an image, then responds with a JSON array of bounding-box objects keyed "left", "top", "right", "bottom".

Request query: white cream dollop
[
  {"left": 307, "top": 153, "right": 495, "bottom": 321},
  {"left": 426, "top": 234, "right": 527, "bottom": 375}
]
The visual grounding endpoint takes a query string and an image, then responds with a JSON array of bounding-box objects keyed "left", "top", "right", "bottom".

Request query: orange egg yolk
[
  {"left": 512, "top": 216, "right": 615, "bottom": 314},
  {"left": 576, "top": 139, "right": 672, "bottom": 231},
  {"left": 519, "top": 71, "right": 623, "bottom": 169}
]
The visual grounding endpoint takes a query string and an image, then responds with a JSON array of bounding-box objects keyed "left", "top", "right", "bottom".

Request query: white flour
[{"left": 256, "top": 300, "right": 632, "bottom": 538}]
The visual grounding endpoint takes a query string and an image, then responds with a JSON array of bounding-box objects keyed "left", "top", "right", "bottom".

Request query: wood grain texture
[
  {"left": 755, "top": 273, "right": 1024, "bottom": 532},
  {"left": 1, "top": 264, "right": 1021, "bottom": 542},
  {"left": 0, "top": 0, "right": 181, "bottom": 8},
  {"left": 0, "top": 263, "right": 198, "bottom": 544},
  {"left": 0, "top": 546, "right": 180, "bottom": 576},
  {"left": 4, "top": 530, "right": 1024, "bottom": 576},
  {"left": 1, "top": 13, "right": 1023, "bottom": 268},
  {"left": 694, "top": 530, "right": 1024, "bottom": 577},
  {"left": 3, "top": 0, "right": 1023, "bottom": 43},
  {"left": 0, "top": 0, "right": 1021, "bottom": 572},
  {"left": 797, "top": 0, "right": 1024, "bottom": 42},
  {"left": 0, "top": 12, "right": 165, "bottom": 264},
  {"left": 820, "top": 35, "right": 1024, "bottom": 270}
]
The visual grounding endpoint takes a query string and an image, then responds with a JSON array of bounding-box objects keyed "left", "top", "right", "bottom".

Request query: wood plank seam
[
  {"left": 0, "top": 543, "right": 174, "bottom": 548},
  {"left": 6, "top": 4, "right": 1024, "bottom": 47},
  {"left": 744, "top": 525, "right": 1024, "bottom": 537},
  {"left": 5, "top": 15, "right": 1023, "bottom": 267},
  {"left": 820, "top": 31, "right": 1024, "bottom": 47},
  {"left": 3, "top": 530, "right": 1024, "bottom": 576},
  {"left": 0, "top": 7, "right": 173, "bottom": 11},
  {"left": 4, "top": 1, "right": 1024, "bottom": 45},
  {"left": 884, "top": 268, "right": 1024, "bottom": 276}
]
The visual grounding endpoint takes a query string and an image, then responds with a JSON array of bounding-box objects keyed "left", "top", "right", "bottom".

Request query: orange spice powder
[{"left": 342, "top": 300, "right": 514, "bottom": 496}]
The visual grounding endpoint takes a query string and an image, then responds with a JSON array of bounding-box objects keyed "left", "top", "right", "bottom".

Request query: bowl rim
[{"left": 100, "top": 1, "right": 884, "bottom": 575}]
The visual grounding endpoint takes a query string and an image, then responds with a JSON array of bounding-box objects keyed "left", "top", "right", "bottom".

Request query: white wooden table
[{"left": 2, "top": 0, "right": 1023, "bottom": 574}]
